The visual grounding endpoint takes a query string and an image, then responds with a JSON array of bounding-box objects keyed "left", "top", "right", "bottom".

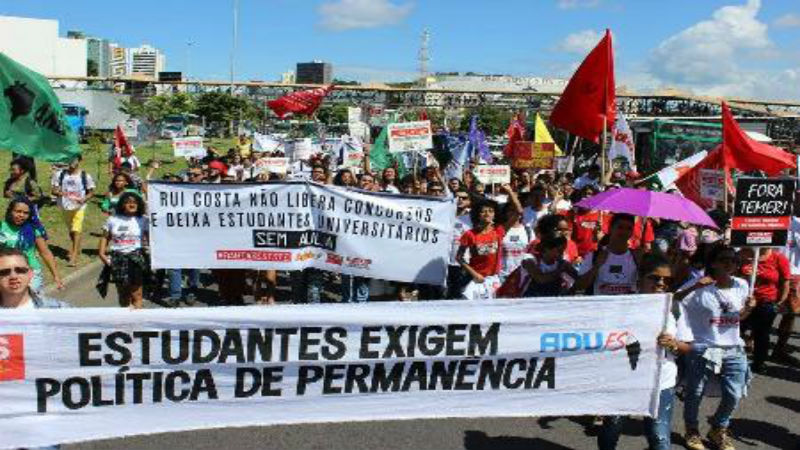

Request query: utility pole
[
  {"left": 230, "top": 0, "right": 239, "bottom": 91},
  {"left": 186, "top": 40, "right": 194, "bottom": 84}
]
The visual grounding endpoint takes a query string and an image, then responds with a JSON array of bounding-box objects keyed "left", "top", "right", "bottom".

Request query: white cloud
[
  {"left": 557, "top": 29, "right": 603, "bottom": 54},
  {"left": 557, "top": 0, "right": 600, "bottom": 9},
  {"left": 641, "top": 0, "right": 800, "bottom": 99},
  {"left": 775, "top": 13, "right": 800, "bottom": 28},
  {"left": 317, "top": 0, "right": 414, "bottom": 31}
]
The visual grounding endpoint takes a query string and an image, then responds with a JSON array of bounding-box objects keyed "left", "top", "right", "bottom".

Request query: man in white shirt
[
  {"left": 575, "top": 213, "right": 638, "bottom": 295},
  {"left": 51, "top": 156, "right": 95, "bottom": 267}
]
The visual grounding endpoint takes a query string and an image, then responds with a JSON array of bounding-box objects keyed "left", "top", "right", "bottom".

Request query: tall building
[
  {"left": 281, "top": 70, "right": 296, "bottom": 84},
  {"left": 0, "top": 15, "right": 87, "bottom": 77},
  {"left": 296, "top": 61, "right": 332, "bottom": 84},
  {"left": 87, "top": 37, "right": 111, "bottom": 77},
  {"left": 130, "top": 44, "right": 166, "bottom": 80},
  {"left": 109, "top": 43, "right": 130, "bottom": 77}
]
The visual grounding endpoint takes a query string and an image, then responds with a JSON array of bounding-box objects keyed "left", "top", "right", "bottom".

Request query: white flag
[{"left": 609, "top": 113, "right": 636, "bottom": 172}]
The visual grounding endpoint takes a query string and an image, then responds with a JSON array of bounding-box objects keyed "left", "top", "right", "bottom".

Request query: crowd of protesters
[{"left": 1, "top": 134, "right": 799, "bottom": 450}]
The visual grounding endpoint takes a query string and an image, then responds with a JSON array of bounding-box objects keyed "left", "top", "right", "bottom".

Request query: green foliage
[
  {"left": 316, "top": 104, "right": 349, "bottom": 126},
  {"left": 458, "top": 106, "right": 514, "bottom": 136}
]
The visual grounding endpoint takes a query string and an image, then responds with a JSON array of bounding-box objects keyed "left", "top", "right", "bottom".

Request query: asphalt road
[{"left": 54, "top": 264, "right": 800, "bottom": 450}]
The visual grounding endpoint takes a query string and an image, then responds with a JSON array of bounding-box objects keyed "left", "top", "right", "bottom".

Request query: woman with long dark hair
[
  {"left": 100, "top": 172, "right": 137, "bottom": 215},
  {"left": 0, "top": 198, "right": 63, "bottom": 291},
  {"left": 98, "top": 192, "right": 149, "bottom": 309}
]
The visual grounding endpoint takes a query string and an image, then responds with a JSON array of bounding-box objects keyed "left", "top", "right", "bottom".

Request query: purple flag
[{"left": 469, "top": 115, "right": 493, "bottom": 163}]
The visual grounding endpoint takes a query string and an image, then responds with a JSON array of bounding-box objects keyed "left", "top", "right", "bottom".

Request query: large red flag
[
  {"left": 549, "top": 29, "right": 615, "bottom": 143},
  {"left": 721, "top": 102, "right": 795, "bottom": 175},
  {"left": 503, "top": 114, "right": 526, "bottom": 158},
  {"left": 267, "top": 85, "right": 334, "bottom": 119}
]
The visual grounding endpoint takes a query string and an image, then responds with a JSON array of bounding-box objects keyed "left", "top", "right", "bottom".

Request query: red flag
[
  {"left": 675, "top": 145, "right": 733, "bottom": 210},
  {"left": 549, "top": 29, "right": 615, "bottom": 143},
  {"left": 503, "top": 114, "right": 526, "bottom": 158},
  {"left": 267, "top": 85, "right": 334, "bottom": 119},
  {"left": 721, "top": 102, "right": 795, "bottom": 176},
  {"left": 419, "top": 110, "right": 428, "bottom": 121},
  {"left": 113, "top": 125, "right": 134, "bottom": 170}
]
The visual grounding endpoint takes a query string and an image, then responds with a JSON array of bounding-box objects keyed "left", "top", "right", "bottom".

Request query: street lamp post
[{"left": 230, "top": 0, "right": 239, "bottom": 91}]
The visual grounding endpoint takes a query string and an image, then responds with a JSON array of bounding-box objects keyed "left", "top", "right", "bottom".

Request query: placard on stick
[{"left": 731, "top": 178, "right": 795, "bottom": 247}]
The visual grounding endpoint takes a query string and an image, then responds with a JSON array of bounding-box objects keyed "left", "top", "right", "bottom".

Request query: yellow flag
[{"left": 534, "top": 113, "right": 563, "bottom": 156}]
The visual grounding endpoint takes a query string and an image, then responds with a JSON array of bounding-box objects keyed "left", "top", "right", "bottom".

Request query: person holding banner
[
  {"left": 98, "top": 192, "right": 149, "bottom": 309},
  {"left": 598, "top": 253, "right": 691, "bottom": 450},
  {"left": 678, "top": 244, "right": 756, "bottom": 450}
]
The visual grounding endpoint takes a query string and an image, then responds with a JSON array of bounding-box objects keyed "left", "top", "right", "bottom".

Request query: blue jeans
[
  {"left": 290, "top": 269, "right": 324, "bottom": 304},
  {"left": 683, "top": 347, "right": 748, "bottom": 429},
  {"left": 168, "top": 269, "right": 199, "bottom": 299},
  {"left": 598, "top": 387, "right": 675, "bottom": 450},
  {"left": 341, "top": 275, "right": 370, "bottom": 303}
]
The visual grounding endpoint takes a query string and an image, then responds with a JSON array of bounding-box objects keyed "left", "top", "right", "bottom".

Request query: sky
[{"left": 2, "top": 0, "right": 800, "bottom": 100}]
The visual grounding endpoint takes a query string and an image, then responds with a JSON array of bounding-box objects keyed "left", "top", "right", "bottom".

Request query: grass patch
[{"left": 0, "top": 138, "right": 235, "bottom": 284}]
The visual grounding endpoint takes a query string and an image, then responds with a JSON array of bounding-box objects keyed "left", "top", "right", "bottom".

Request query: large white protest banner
[
  {"left": 0, "top": 294, "right": 669, "bottom": 449},
  {"left": 388, "top": 121, "right": 433, "bottom": 153},
  {"left": 148, "top": 182, "right": 455, "bottom": 284},
  {"left": 172, "top": 136, "right": 205, "bottom": 158}
]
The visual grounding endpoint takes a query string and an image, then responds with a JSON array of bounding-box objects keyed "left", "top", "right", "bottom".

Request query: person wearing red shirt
[
  {"left": 457, "top": 184, "right": 522, "bottom": 284},
  {"left": 739, "top": 248, "right": 791, "bottom": 373},
  {"left": 572, "top": 207, "right": 601, "bottom": 257}
]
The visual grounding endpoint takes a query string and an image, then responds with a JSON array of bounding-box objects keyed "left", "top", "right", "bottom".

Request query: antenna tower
[{"left": 418, "top": 28, "right": 431, "bottom": 84}]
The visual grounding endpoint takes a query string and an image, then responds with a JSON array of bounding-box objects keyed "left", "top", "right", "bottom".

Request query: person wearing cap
[{"left": 206, "top": 160, "right": 228, "bottom": 184}]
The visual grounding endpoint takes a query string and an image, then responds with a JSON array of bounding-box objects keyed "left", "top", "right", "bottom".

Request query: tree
[
  {"left": 316, "top": 104, "right": 349, "bottom": 126},
  {"left": 458, "top": 106, "right": 514, "bottom": 137},
  {"left": 194, "top": 91, "right": 262, "bottom": 137}
]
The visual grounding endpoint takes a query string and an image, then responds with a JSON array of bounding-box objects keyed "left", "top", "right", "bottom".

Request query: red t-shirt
[
  {"left": 460, "top": 225, "right": 505, "bottom": 277},
  {"left": 742, "top": 251, "right": 790, "bottom": 303},
  {"left": 572, "top": 211, "right": 600, "bottom": 256}
]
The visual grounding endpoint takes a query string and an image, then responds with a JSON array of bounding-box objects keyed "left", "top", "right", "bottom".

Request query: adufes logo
[
  {"left": 0, "top": 334, "right": 25, "bottom": 381},
  {"left": 540, "top": 331, "right": 641, "bottom": 371}
]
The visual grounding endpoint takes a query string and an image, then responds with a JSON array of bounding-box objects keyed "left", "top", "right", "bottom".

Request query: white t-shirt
[
  {"left": 500, "top": 225, "right": 534, "bottom": 279},
  {"left": 678, "top": 277, "right": 749, "bottom": 348},
  {"left": 449, "top": 214, "right": 472, "bottom": 266},
  {"left": 382, "top": 185, "right": 401, "bottom": 194},
  {"left": 779, "top": 216, "right": 800, "bottom": 275},
  {"left": 579, "top": 250, "right": 638, "bottom": 295},
  {"left": 104, "top": 215, "right": 148, "bottom": 254},
  {"left": 51, "top": 170, "right": 96, "bottom": 211},
  {"left": 660, "top": 313, "right": 693, "bottom": 390},
  {"left": 551, "top": 198, "right": 572, "bottom": 212}
]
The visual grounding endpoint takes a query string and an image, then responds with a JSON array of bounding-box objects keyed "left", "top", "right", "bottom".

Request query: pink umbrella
[{"left": 576, "top": 187, "right": 718, "bottom": 228}]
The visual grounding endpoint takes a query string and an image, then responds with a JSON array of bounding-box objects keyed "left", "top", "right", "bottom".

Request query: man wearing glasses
[{"left": 0, "top": 247, "right": 68, "bottom": 310}]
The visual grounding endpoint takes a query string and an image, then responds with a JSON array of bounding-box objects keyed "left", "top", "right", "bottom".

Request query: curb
[{"left": 44, "top": 260, "right": 103, "bottom": 295}]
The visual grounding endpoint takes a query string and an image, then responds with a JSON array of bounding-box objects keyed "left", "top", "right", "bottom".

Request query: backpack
[{"left": 59, "top": 170, "right": 89, "bottom": 195}]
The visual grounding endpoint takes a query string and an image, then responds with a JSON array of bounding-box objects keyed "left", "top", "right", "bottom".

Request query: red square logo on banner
[{"left": 0, "top": 334, "right": 25, "bottom": 381}]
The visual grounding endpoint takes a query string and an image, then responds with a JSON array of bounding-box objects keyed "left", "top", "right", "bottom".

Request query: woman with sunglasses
[
  {"left": 0, "top": 198, "right": 63, "bottom": 292},
  {"left": 598, "top": 253, "right": 691, "bottom": 450},
  {"left": 677, "top": 244, "right": 756, "bottom": 450},
  {"left": 98, "top": 192, "right": 149, "bottom": 309}
]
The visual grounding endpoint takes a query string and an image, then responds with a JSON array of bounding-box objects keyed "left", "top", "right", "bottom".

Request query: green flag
[
  {"left": 0, "top": 52, "right": 81, "bottom": 162},
  {"left": 369, "top": 125, "right": 407, "bottom": 177}
]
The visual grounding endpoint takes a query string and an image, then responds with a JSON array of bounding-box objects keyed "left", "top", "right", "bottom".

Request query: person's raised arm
[{"left": 35, "top": 236, "right": 63, "bottom": 290}]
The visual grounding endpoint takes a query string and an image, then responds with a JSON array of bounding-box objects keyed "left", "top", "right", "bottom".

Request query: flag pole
[{"left": 601, "top": 116, "right": 608, "bottom": 184}]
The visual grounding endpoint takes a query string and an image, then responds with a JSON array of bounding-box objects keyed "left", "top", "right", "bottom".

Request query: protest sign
[
  {"left": 338, "top": 137, "right": 365, "bottom": 168},
  {"left": 253, "top": 133, "right": 283, "bottom": 153},
  {"left": 253, "top": 157, "right": 289, "bottom": 175},
  {"left": 731, "top": 177, "right": 796, "bottom": 246},
  {"left": 511, "top": 142, "right": 555, "bottom": 170},
  {"left": 388, "top": 121, "right": 433, "bottom": 153},
  {"left": 148, "top": 182, "right": 455, "bottom": 284},
  {"left": 172, "top": 136, "right": 205, "bottom": 159},
  {"left": 0, "top": 294, "right": 669, "bottom": 449},
  {"left": 286, "top": 138, "right": 314, "bottom": 161},
  {"left": 474, "top": 165, "right": 511, "bottom": 185},
  {"left": 699, "top": 169, "right": 725, "bottom": 202}
]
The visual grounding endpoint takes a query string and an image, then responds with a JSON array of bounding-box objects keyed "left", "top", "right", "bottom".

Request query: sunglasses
[
  {"left": 645, "top": 274, "right": 672, "bottom": 284},
  {"left": 0, "top": 267, "right": 30, "bottom": 277}
]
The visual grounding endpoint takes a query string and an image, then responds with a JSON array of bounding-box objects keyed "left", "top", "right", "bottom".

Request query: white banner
[
  {"left": 474, "top": 165, "right": 511, "bottom": 185},
  {"left": 253, "top": 133, "right": 284, "bottom": 153},
  {"left": 253, "top": 157, "right": 289, "bottom": 175},
  {"left": 172, "top": 136, "right": 205, "bottom": 159},
  {"left": 388, "top": 121, "right": 433, "bottom": 153},
  {"left": 148, "top": 182, "right": 455, "bottom": 284},
  {"left": 286, "top": 138, "right": 314, "bottom": 161},
  {"left": 0, "top": 294, "right": 669, "bottom": 449},
  {"left": 609, "top": 112, "right": 636, "bottom": 172}
]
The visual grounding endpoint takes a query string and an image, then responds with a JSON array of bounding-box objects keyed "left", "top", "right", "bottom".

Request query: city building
[
  {"left": 296, "top": 61, "right": 332, "bottom": 84},
  {"left": 109, "top": 43, "right": 130, "bottom": 77},
  {"left": 281, "top": 70, "right": 296, "bottom": 84},
  {"left": 87, "top": 37, "right": 111, "bottom": 77},
  {"left": 130, "top": 44, "right": 167, "bottom": 80},
  {"left": 0, "top": 15, "right": 87, "bottom": 77}
]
